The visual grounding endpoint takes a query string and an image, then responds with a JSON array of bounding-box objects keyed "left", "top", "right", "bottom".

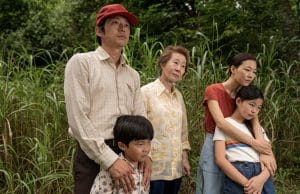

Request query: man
[{"left": 64, "top": 4, "right": 151, "bottom": 194}]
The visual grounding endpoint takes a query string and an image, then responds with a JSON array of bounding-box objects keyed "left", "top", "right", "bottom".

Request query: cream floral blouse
[{"left": 141, "top": 79, "right": 190, "bottom": 181}]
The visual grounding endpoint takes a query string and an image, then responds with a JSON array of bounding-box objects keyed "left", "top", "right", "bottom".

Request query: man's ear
[
  {"left": 118, "top": 142, "right": 127, "bottom": 151},
  {"left": 95, "top": 25, "right": 103, "bottom": 37}
]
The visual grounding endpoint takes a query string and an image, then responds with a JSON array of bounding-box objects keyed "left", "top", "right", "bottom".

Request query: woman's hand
[
  {"left": 182, "top": 150, "right": 191, "bottom": 176},
  {"left": 251, "top": 139, "right": 272, "bottom": 154},
  {"left": 260, "top": 154, "right": 277, "bottom": 176}
]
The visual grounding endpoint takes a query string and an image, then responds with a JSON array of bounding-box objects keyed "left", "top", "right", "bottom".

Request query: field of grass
[{"left": 0, "top": 33, "right": 299, "bottom": 193}]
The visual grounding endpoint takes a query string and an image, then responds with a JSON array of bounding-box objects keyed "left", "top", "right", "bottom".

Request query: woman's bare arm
[{"left": 251, "top": 116, "right": 277, "bottom": 175}]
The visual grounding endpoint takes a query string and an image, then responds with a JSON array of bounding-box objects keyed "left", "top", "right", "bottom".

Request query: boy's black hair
[
  {"left": 113, "top": 115, "right": 154, "bottom": 146},
  {"left": 235, "top": 85, "right": 264, "bottom": 136}
]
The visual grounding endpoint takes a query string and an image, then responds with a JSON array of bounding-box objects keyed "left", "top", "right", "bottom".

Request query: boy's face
[{"left": 122, "top": 139, "right": 151, "bottom": 163}]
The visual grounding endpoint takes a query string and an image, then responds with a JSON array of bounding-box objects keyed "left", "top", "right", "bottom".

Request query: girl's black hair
[
  {"left": 113, "top": 115, "right": 154, "bottom": 146},
  {"left": 235, "top": 85, "right": 264, "bottom": 136},
  {"left": 236, "top": 85, "right": 264, "bottom": 101}
]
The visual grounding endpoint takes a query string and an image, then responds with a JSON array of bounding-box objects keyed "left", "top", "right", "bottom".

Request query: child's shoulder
[{"left": 90, "top": 168, "right": 113, "bottom": 193}]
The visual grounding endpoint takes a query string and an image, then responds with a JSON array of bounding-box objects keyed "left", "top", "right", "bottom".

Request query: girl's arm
[
  {"left": 208, "top": 100, "right": 271, "bottom": 154},
  {"left": 214, "top": 140, "right": 249, "bottom": 186},
  {"left": 244, "top": 168, "right": 270, "bottom": 194}
]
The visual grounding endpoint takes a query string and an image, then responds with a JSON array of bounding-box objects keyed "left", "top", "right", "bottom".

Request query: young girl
[
  {"left": 90, "top": 115, "right": 154, "bottom": 194},
  {"left": 196, "top": 52, "right": 276, "bottom": 194},
  {"left": 214, "top": 85, "right": 276, "bottom": 194}
]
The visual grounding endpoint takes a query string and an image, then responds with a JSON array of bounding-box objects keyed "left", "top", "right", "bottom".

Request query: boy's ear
[{"left": 118, "top": 142, "right": 127, "bottom": 151}]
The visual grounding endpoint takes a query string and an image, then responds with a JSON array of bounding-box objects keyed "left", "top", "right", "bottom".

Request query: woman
[
  {"left": 196, "top": 52, "right": 276, "bottom": 194},
  {"left": 141, "top": 45, "right": 191, "bottom": 194}
]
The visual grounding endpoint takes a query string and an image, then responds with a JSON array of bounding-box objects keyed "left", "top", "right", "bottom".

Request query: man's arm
[
  {"left": 64, "top": 54, "right": 118, "bottom": 168},
  {"left": 208, "top": 100, "right": 271, "bottom": 154},
  {"left": 138, "top": 156, "right": 152, "bottom": 189},
  {"left": 134, "top": 75, "right": 152, "bottom": 189},
  {"left": 132, "top": 72, "right": 146, "bottom": 116},
  {"left": 65, "top": 55, "right": 137, "bottom": 192},
  {"left": 109, "top": 158, "right": 135, "bottom": 192}
]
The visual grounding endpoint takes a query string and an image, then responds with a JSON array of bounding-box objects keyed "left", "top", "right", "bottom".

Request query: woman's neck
[
  {"left": 222, "top": 78, "right": 241, "bottom": 98},
  {"left": 159, "top": 76, "right": 174, "bottom": 92}
]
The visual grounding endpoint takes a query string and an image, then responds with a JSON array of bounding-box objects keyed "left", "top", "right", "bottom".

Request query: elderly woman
[{"left": 141, "top": 45, "right": 191, "bottom": 194}]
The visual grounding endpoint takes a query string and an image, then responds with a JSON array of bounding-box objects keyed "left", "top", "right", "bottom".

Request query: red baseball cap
[{"left": 96, "top": 4, "right": 138, "bottom": 26}]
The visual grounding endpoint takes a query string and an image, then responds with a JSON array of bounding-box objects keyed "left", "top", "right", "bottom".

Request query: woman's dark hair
[
  {"left": 157, "top": 45, "right": 190, "bottom": 76},
  {"left": 113, "top": 115, "right": 154, "bottom": 146},
  {"left": 228, "top": 52, "right": 257, "bottom": 75},
  {"left": 235, "top": 85, "right": 264, "bottom": 136}
]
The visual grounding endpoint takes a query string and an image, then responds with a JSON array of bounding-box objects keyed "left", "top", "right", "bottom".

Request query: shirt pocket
[{"left": 120, "top": 80, "right": 135, "bottom": 112}]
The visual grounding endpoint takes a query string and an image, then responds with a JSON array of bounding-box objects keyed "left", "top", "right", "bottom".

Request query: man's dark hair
[
  {"left": 96, "top": 19, "right": 106, "bottom": 45},
  {"left": 113, "top": 115, "right": 154, "bottom": 145}
]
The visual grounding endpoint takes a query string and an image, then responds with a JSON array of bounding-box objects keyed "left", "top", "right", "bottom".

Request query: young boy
[
  {"left": 90, "top": 115, "right": 154, "bottom": 194},
  {"left": 214, "top": 85, "right": 276, "bottom": 194}
]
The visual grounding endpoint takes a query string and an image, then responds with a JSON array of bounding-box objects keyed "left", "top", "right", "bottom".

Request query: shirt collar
[
  {"left": 96, "top": 46, "right": 126, "bottom": 67},
  {"left": 119, "top": 152, "right": 137, "bottom": 169},
  {"left": 154, "top": 78, "right": 177, "bottom": 97}
]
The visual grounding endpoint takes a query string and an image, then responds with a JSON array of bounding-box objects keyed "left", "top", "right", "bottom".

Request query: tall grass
[
  {"left": 0, "top": 49, "right": 73, "bottom": 193},
  {"left": 0, "top": 29, "right": 299, "bottom": 193}
]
